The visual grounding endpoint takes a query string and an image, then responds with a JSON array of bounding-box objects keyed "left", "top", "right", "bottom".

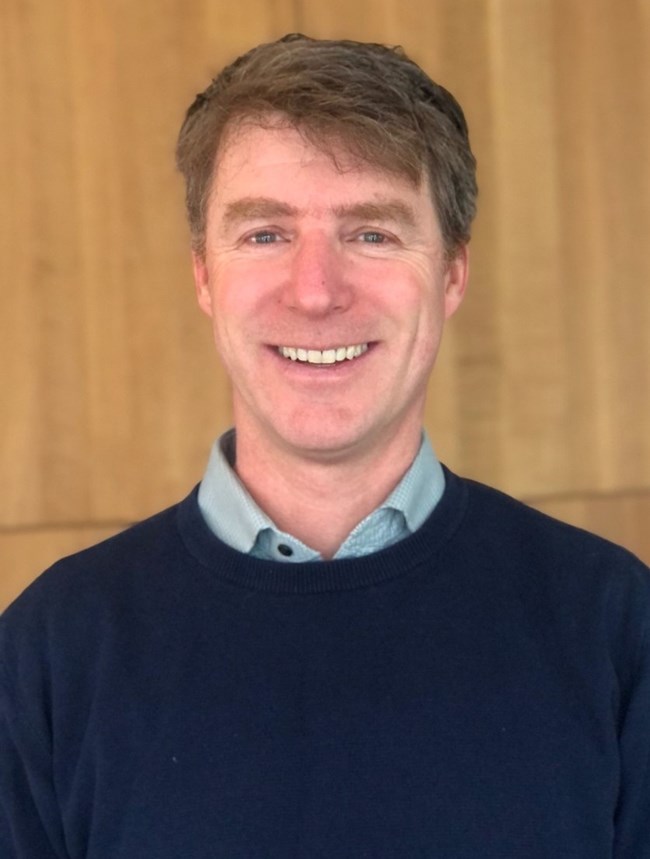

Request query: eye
[
  {"left": 247, "top": 230, "right": 281, "bottom": 244},
  {"left": 358, "top": 231, "right": 389, "bottom": 244}
]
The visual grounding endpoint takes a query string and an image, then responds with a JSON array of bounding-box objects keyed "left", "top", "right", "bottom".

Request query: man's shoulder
[
  {"left": 2, "top": 488, "right": 200, "bottom": 629},
  {"left": 0, "top": 488, "right": 211, "bottom": 736},
  {"left": 450, "top": 468, "right": 650, "bottom": 593}
]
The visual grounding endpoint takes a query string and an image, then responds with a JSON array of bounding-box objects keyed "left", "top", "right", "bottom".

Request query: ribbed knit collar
[{"left": 178, "top": 466, "right": 469, "bottom": 595}]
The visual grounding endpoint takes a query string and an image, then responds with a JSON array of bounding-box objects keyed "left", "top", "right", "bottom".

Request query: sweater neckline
[{"left": 177, "top": 466, "right": 469, "bottom": 595}]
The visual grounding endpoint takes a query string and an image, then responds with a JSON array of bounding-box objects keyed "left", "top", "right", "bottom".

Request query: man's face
[{"left": 193, "top": 122, "right": 467, "bottom": 463}]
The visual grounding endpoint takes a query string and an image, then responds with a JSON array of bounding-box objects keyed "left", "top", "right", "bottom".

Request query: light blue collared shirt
[{"left": 198, "top": 430, "right": 445, "bottom": 562}]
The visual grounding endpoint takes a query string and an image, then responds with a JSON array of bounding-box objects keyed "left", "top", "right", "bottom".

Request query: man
[{"left": 1, "top": 34, "right": 649, "bottom": 858}]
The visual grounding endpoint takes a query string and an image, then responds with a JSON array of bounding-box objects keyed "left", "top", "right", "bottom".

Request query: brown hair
[{"left": 176, "top": 34, "right": 477, "bottom": 257}]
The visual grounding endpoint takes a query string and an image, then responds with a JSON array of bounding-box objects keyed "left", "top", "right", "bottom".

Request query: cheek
[
  {"left": 215, "top": 261, "right": 279, "bottom": 319},
  {"left": 207, "top": 279, "right": 266, "bottom": 369}
]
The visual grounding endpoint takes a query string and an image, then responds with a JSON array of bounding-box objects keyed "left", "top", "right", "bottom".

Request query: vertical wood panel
[
  {"left": 551, "top": 0, "right": 650, "bottom": 493},
  {"left": 486, "top": 0, "right": 569, "bottom": 492}
]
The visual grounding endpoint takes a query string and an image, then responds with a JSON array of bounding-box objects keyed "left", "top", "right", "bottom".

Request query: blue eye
[
  {"left": 250, "top": 231, "right": 278, "bottom": 244},
  {"left": 360, "top": 231, "right": 387, "bottom": 243}
]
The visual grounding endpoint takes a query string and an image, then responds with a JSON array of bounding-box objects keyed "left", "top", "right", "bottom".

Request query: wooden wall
[{"left": 2, "top": 0, "right": 649, "bottom": 609}]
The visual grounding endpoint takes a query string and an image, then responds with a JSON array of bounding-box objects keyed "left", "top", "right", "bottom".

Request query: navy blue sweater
[{"left": 2, "top": 470, "right": 649, "bottom": 858}]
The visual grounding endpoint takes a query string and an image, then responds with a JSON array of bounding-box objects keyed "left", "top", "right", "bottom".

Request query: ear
[
  {"left": 192, "top": 251, "right": 214, "bottom": 318},
  {"left": 443, "top": 244, "right": 469, "bottom": 320}
]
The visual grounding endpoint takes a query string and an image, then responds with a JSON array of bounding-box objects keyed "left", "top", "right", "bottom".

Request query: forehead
[{"left": 210, "top": 121, "right": 431, "bottom": 213}]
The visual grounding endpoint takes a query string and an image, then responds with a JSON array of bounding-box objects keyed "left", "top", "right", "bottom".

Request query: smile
[{"left": 277, "top": 344, "right": 369, "bottom": 364}]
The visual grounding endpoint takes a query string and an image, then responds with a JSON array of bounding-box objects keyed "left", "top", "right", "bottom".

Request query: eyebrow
[
  {"left": 221, "top": 196, "right": 418, "bottom": 230},
  {"left": 222, "top": 197, "right": 298, "bottom": 229},
  {"left": 332, "top": 200, "right": 417, "bottom": 227}
]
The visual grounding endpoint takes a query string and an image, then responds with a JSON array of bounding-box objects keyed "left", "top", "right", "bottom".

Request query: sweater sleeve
[
  {"left": 0, "top": 618, "right": 69, "bottom": 859},
  {"left": 613, "top": 562, "right": 650, "bottom": 858}
]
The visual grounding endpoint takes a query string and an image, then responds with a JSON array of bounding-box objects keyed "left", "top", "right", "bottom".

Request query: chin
[{"left": 271, "top": 419, "right": 372, "bottom": 460}]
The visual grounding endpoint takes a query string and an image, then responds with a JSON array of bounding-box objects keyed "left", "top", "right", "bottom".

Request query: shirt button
[{"left": 277, "top": 544, "right": 293, "bottom": 557}]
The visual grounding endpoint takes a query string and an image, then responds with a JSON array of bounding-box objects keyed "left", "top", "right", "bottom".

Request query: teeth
[{"left": 279, "top": 343, "right": 369, "bottom": 364}]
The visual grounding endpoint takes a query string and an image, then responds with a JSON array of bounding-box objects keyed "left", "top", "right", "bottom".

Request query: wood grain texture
[{"left": 2, "top": 0, "right": 649, "bottom": 606}]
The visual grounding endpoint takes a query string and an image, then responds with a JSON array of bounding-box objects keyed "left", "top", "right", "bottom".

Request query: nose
[{"left": 281, "top": 232, "right": 352, "bottom": 316}]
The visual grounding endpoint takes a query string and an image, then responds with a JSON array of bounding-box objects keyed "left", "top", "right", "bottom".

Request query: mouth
[{"left": 276, "top": 343, "right": 369, "bottom": 365}]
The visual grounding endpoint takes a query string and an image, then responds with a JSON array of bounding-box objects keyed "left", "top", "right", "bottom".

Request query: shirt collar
[{"left": 197, "top": 429, "right": 445, "bottom": 561}]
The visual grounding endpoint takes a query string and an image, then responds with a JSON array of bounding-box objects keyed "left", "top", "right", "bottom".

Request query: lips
[{"left": 277, "top": 344, "right": 369, "bottom": 364}]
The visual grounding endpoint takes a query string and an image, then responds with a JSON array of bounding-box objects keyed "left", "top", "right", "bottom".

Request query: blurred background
[{"left": 2, "top": 0, "right": 649, "bottom": 609}]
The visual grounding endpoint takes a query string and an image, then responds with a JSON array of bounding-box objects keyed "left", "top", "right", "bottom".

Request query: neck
[{"left": 233, "top": 425, "right": 422, "bottom": 559}]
